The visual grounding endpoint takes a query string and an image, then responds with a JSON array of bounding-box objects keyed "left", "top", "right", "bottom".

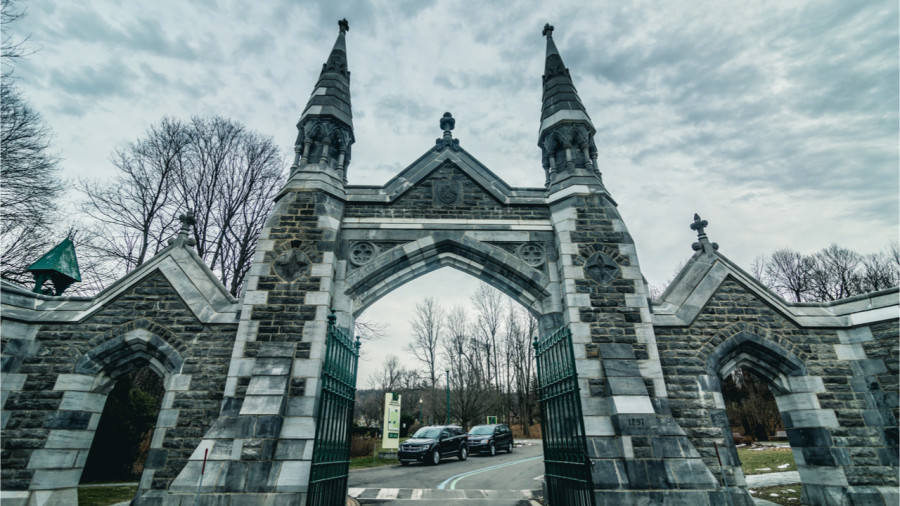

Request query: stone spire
[
  {"left": 291, "top": 19, "right": 355, "bottom": 182},
  {"left": 538, "top": 24, "right": 600, "bottom": 189}
]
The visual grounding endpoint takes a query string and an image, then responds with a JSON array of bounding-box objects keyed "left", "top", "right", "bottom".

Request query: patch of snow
[
  {"left": 755, "top": 467, "right": 771, "bottom": 471},
  {"left": 770, "top": 493, "right": 779, "bottom": 497},
  {"left": 786, "top": 489, "right": 796, "bottom": 492},
  {"left": 778, "top": 463, "right": 791, "bottom": 469}
]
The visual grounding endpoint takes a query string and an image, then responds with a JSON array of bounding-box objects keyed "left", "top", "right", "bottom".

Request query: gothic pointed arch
[
  {"left": 75, "top": 319, "right": 186, "bottom": 389},
  {"left": 343, "top": 235, "right": 552, "bottom": 317},
  {"left": 703, "top": 322, "right": 808, "bottom": 390}
]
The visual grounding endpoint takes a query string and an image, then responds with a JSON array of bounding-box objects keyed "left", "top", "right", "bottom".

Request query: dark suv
[
  {"left": 398, "top": 425, "right": 468, "bottom": 465},
  {"left": 466, "top": 423, "right": 513, "bottom": 456}
]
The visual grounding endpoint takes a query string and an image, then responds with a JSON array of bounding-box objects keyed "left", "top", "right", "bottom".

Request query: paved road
[{"left": 348, "top": 439, "right": 544, "bottom": 505}]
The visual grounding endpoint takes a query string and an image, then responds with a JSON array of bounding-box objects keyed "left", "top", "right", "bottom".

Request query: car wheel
[
  {"left": 489, "top": 443, "right": 496, "bottom": 457},
  {"left": 458, "top": 446, "right": 468, "bottom": 461},
  {"left": 431, "top": 450, "right": 441, "bottom": 465},
  {"left": 400, "top": 461, "right": 410, "bottom": 466},
  {"left": 508, "top": 441, "right": 514, "bottom": 453}
]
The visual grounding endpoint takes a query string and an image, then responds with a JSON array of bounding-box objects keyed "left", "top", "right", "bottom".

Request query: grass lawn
[
  {"left": 78, "top": 485, "right": 138, "bottom": 506},
  {"left": 748, "top": 484, "right": 802, "bottom": 504},
  {"left": 738, "top": 446, "right": 797, "bottom": 474},
  {"left": 349, "top": 455, "right": 401, "bottom": 470}
]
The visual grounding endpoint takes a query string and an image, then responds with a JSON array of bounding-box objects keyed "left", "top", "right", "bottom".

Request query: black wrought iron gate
[
  {"left": 307, "top": 311, "right": 361, "bottom": 506},
  {"left": 534, "top": 326, "right": 595, "bottom": 506}
]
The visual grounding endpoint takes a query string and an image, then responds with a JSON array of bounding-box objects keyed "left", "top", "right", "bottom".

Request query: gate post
[{"left": 548, "top": 188, "right": 729, "bottom": 504}]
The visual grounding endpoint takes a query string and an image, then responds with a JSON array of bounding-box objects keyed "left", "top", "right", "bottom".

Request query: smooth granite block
[
  {"left": 252, "top": 358, "right": 292, "bottom": 376},
  {"left": 606, "top": 377, "right": 647, "bottom": 396},
  {"left": 43, "top": 411, "right": 92, "bottom": 430},
  {"left": 274, "top": 440, "right": 307, "bottom": 460},
  {"left": 603, "top": 359, "right": 641, "bottom": 377}
]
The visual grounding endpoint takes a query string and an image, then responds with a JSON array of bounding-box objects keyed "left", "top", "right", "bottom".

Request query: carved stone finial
[
  {"left": 690, "top": 213, "right": 718, "bottom": 252},
  {"left": 434, "top": 112, "right": 460, "bottom": 152},
  {"left": 440, "top": 112, "right": 455, "bottom": 132},
  {"left": 338, "top": 19, "right": 349, "bottom": 34},
  {"left": 542, "top": 23, "right": 554, "bottom": 38},
  {"left": 168, "top": 210, "right": 197, "bottom": 248}
]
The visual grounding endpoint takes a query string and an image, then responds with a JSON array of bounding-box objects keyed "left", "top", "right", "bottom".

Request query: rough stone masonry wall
[
  {"left": 1, "top": 271, "right": 237, "bottom": 498},
  {"left": 343, "top": 163, "right": 550, "bottom": 220},
  {"left": 654, "top": 277, "right": 899, "bottom": 506}
]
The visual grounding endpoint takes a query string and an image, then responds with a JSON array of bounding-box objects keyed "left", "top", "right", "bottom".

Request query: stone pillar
[
  {"left": 161, "top": 183, "right": 345, "bottom": 504},
  {"left": 549, "top": 190, "right": 724, "bottom": 503}
]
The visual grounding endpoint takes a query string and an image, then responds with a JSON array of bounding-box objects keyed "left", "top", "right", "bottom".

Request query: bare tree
[
  {"left": 472, "top": 283, "right": 505, "bottom": 393},
  {"left": 810, "top": 244, "right": 861, "bottom": 301},
  {"left": 442, "top": 305, "right": 489, "bottom": 429},
  {"left": 78, "top": 116, "right": 285, "bottom": 295},
  {"left": 858, "top": 250, "right": 897, "bottom": 293},
  {"left": 79, "top": 118, "right": 188, "bottom": 272},
  {"left": 368, "top": 355, "right": 406, "bottom": 392},
  {"left": 505, "top": 304, "right": 537, "bottom": 435},
  {"left": 1, "top": 0, "right": 30, "bottom": 79},
  {"left": 0, "top": 81, "right": 63, "bottom": 284},
  {"left": 753, "top": 243, "right": 897, "bottom": 303},
  {"left": 764, "top": 249, "right": 816, "bottom": 302},
  {"left": 406, "top": 297, "right": 445, "bottom": 389}
]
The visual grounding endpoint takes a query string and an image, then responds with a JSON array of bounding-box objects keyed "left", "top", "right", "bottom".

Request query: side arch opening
[
  {"left": 701, "top": 328, "right": 840, "bottom": 506},
  {"left": 62, "top": 326, "right": 186, "bottom": 501}
]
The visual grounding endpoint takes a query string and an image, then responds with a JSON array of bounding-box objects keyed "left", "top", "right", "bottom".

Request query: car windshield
[
  {"left": 412, "top": 428, "right": 442, "bottom": 439},
  {"left": 469, "top": 426, "right": 493, "bottom": 435}
]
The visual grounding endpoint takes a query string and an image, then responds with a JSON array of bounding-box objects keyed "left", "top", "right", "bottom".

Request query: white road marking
[
  {"left": 533, "top": 474, "right": 544, "bottom": 481},
  {"left": 348, "top": 488, "right": 364, "bottom": 497},
  {"left": 375, "top": 488, "right": 399, "bottom": 499},
  {"left": 410, "top": 489, "right": 424, "bottom": 500}
]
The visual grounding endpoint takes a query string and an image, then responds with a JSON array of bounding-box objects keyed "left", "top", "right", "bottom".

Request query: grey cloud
[
  {"left": 310, "top": 0, "right": 376, "bottom": 35},
  {"left": 375, "top": 94, "right": 440, "bottom": 122},
  {"left": 48, "top": 58, "right": 136, "bottom": 99},
  {"left": 53, "top": 7, "right": 200, "bottom": 60}
]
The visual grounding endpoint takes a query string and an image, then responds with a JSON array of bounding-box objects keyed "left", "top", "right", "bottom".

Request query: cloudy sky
[{"left": 7, "top": 1, "right": 897, "bottom": 382}]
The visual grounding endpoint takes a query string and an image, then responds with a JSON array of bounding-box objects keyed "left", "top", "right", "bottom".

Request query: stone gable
[{"left": 344, "top": 162, "right": 550, "bottom": 221}]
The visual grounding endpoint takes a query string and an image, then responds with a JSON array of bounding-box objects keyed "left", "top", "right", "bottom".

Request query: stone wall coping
[
  {"left": 652, "top": 249, "right": 899, "bottom": 328},
  {"left": 1, "top": 244, "right": 239, "bottom": 325}
]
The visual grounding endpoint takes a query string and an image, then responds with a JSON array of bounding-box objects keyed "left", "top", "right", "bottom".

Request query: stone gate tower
[{"left": 1, "top": 20, "right": 897, "bottom": 506}]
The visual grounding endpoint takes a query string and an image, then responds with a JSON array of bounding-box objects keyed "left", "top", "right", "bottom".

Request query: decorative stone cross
[
  {"left": 690, "top": 213, "right": 708, "bottom": 241},
  {"left": 168, "top": 210, "right": 197, "bottom": 248},
  {"left": 338, "top": 18, "right": 349, "bottom": 34},
  {"left": 690, "top": 213, "right": 718, "bottom": 252},
  {"left": 543, "top": 23, "right": 554, "bottom": 38}
]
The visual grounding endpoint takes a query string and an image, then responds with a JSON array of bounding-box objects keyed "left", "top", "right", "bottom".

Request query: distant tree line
[
  {"left": 751, "top": 243, "right": 898, "bottom": 303},
  {"left": 356, "top": 284, "right": 539, "bottom": 437}
]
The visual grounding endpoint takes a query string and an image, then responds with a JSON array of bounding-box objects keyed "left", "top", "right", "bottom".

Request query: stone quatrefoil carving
[
  {"left": 349, "top": 241, "right": 377, "bottom": 266},
  {"left": 518, "top": 243, "right": 546, "bottom": 267},
  {"left": 273, "top": 248, "right": 311, "bottom": 281},
  {"left": 584, "top": 251, "right": 619, "bottom": 284}
]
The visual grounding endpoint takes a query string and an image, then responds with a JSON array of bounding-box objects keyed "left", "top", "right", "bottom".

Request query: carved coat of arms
[{"left": 434, "top": 181, "right": 461, "bottom": 207}]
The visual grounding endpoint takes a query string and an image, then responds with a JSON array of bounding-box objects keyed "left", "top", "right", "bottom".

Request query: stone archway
[
  {"left": 700, "top": 324, "right": 844, "bottom": 505},
  {"left": 30, "top": 324, "right": 186, "bottom": 506},
  {"left": 336, "top": 233, "right": 555, "bottom": 326}
]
